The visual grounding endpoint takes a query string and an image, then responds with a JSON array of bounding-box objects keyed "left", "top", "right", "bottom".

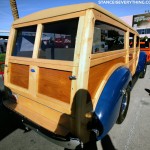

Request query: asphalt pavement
[{"left": 0, "top": 65, "right": 150, "bottom": 150}]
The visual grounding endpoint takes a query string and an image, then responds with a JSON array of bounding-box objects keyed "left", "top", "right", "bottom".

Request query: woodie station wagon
[{"left": 2, "top": 2, "right": 147, "bottom": 149}]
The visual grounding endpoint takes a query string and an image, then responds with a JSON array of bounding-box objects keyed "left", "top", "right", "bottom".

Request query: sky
[{"left": 0, "top": 0, "right": 150, "bottom": 31}]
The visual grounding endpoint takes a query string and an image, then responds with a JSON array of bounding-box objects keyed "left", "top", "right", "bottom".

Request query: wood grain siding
[
  {"left": 38, "top": 68, "right": 72, "bottom": 103},
  {"left": 129, "top": 54, "right": 133, "bottom": 61},
  {"left": 3, "top": 96, "right": 71, "bottom": 136},
  {"left": 88, "top": 57, "right": 125, "bottom": 99},
  {"left": 10, "top": 63, "right": 29, "bottom": 89}
]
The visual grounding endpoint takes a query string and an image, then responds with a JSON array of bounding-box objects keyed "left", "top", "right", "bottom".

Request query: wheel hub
[{"left": 121, "top": 92, "right": 128, "bottom": 115}]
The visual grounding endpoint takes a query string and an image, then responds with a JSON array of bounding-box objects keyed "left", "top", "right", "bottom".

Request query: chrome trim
[
  {"left": 22, "top": 119, "right": 83, "bottom": 149},
  {"left": 121, "top": 90, "right": 128, "bottom": 115}
]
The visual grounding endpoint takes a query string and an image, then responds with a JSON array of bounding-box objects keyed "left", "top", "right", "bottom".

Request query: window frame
[
  {"left": 11, "top": 25, "right": 37, "bottom": 58},
  {"left": 11, "top": 17, "right": 80, "bottom": 64},
  {"left": 92, "top": 20, "right": 125, "bottom": 54},
  {"left": 91, "top": 9, "right": 140, "bottom": 68},
  {"left": 8, "top": 15, "right": 84, "bottom": 72},
  {"left": 37, "top": 18, "right": 79, "bottom": 61}
]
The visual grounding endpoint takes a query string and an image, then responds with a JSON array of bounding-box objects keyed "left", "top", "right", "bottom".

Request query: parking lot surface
[{"left": 0, "top": 66, "right": 150, "bottom": 150}]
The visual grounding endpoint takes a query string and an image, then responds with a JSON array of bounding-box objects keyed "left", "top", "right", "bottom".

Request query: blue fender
[
  {"left": 136, "top": 51, "right": 147, "bottom": 74},
  {"left": 94, "top": 67, "right": 132, "bottom": 140}
]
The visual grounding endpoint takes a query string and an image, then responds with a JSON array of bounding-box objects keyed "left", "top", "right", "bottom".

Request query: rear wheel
[
  {"left": 0, "top": 90, "right": 3, "bottom": 106},
  {"left": 116, "top": 85, "right": 130, "bottom": 124},
  {"left": 139, "top": 64, "right": 147, "bottom": 78}
]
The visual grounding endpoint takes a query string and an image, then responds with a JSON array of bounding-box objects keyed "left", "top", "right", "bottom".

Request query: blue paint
[
  {"left": 136, "top": 51, "right": 147, "bottom": 74},
  {"left": 31, "top": 69, "right": 35, "bottom": 72},
  {"left": 94, "top": 67, "right": 132, "bottom": 140}
]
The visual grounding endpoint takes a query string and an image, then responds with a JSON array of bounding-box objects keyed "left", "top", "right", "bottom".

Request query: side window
[
  {"left": 129, "top": 33, "right": 134, "bottom": 48},
  {"left": 136, "top": 36, "right": 139, "bottom": 47},
  {"left": 12, "top": 26, "right": 37, "bottom": 57},
  {"left": 38, "top": 18, "right": 79, "bottom": 61},
  {"left": 92, "top": 20, "right": 125, "bottom": 54}
]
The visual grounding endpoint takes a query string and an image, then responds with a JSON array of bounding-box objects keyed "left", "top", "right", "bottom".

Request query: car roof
[{"left": 13, "top": 2, "right": 137, "bottom": 33}]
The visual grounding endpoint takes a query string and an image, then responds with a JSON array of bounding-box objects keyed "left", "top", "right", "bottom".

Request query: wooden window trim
[
  {"left": 93, "top": 9, "right": 127, "bottom": 31},
  {"left": 91, "top": 49, "right": 126, "bottom": 59},
  {"left": 13, "top": 11, "right": 86, "bottom": 28},
  {"left": 33, "top": 24, "right": 43, "bottom": 59},
  {"left": 90, "top": 50, "right": 126, "bottom": 67},
  {"left": 9, "top": 56, "right": 75, "bottom": 71}
]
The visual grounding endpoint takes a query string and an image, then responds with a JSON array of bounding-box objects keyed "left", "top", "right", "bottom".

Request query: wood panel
[
  {"left": 129, "top": 54, "right": 133, "bottom": 61},
  {"left": 6, "top": 83, "right": 71, "bottom": 114},
  {"left": 38, "top": 68, "right": 72, "bottom": 103},
  {"left": 10, "top": 63, "right": 29, "bottom": 89},
  {"left": 129, "top": 59, "right": 135, "bottom": 75},
  {"left": 9, "top": 56, "right": 74, "bottom": 71},
  {"left": 129, "top": 64, "right": 134, "bottom": 75},
  {"left": 88, "top": 57, "right": 125, "bottom": 99},
  {"left": 90, "top": 51, "right": 126, "bottom": 67},
  {"left": 91, "top": 49, "right": 126, "bottom": 59},
  {"left": 3, "top": 96, "right": 71, "bottom": 136}
]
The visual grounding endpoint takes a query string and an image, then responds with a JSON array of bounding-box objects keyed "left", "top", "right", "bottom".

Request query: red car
[{"left": 140, "top": 41, "right": 150, "bottom": 64}]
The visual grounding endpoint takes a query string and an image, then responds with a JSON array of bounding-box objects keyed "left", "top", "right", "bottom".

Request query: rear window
[
  {"left": 12, "top": 26, "right": 37, "bottom": 57},
  {"left": 38, "top": 18, "right": 79, "bottom": 61}
]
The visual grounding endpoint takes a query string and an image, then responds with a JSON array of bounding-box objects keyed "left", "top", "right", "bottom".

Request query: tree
[
  {"left": 10, "top": 0, "right": 19, "bottom": 20},
  {"left": 140, "top": 36, "right": 148, "bottom": 42}
]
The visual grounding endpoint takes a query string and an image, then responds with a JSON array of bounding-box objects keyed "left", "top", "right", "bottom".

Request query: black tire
[
  {"left": 116, "top": 85, "right": 130, "bottom": 124},
  {"left": 0, "top": 90, "right": 3, "bottom": 106},
  {"left": 139, "top": 64, "right": 147, "bottom": 78}
]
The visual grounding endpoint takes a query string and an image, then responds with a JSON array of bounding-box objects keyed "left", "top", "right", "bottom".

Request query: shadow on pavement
[
  {"left": 0, "top": 105, "right": 25, "bottom": 141},
  {"left": 145, "top": 89, "right": 150, "bottom": 95},
  {"left": 82, "top": 134, "right": 116, "bottom": 150},
  {"left": 132, "top": 74, "right": 139, "bottom": 88},
  {"left": 101, "top": 134, "right": 116, "bottom": 150}
]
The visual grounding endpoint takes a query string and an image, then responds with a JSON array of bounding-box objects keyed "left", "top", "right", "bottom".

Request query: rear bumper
[
  {"left": 21, "top": 118, "right": 83, "bottom": 149},
  {"left": 2, "top": 100, "right": 83, "bottom": 150}
]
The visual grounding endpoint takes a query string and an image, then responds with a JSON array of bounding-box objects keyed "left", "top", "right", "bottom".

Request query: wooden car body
[{"left": 3, "top": 3, "right": 141, "bottom": 149}]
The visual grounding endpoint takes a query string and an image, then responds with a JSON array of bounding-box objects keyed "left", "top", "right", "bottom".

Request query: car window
[{"left": 92, "top": 20, "right": 125, "bottom": 54}]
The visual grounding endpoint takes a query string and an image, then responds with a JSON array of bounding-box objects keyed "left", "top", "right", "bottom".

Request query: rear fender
[
  {"left": 136, "top": 51, "right": 147, "bottom": 74},
  {"left": 94, "top": 67, "right": 132, "bottom": 140}
]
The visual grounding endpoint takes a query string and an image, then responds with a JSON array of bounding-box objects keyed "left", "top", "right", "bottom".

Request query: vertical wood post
[
  {"left": 125, "top": 29, "right": 129, "bottom": 67},
  {"left": 4, "top": 28, "right": 17, "bottom": 85},
  {"left": 74, "top": 9, "right": 95, "bottom": 142}
]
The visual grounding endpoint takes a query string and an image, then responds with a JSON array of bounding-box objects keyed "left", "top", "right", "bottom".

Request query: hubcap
[
  {"left": 121, "top": 92, "right": 128, "bottom": 115},
  {"left": 144, "top": 67, "right": 146, "bottom": 73}
]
